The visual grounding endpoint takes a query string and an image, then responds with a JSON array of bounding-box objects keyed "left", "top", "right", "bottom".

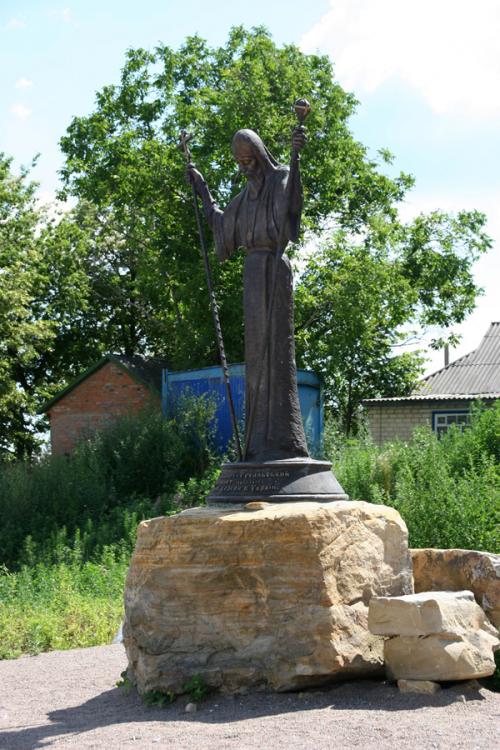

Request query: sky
[{"left": 2, "top": 0, "right": 499, "bottom": 375}]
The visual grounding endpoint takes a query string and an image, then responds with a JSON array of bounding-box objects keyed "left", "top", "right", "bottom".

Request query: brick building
[
  {"left": 363, "top": 322, "right": 500, "bottom": 445},
  {"left": 42, "top": 355, "right": 167, "bottom": 456}
]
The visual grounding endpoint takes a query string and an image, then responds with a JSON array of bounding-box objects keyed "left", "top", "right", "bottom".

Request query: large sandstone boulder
[
  {"left": 124, "top": 501, "right": 413, "bottom": 694},
  {"left": 369, "top": 590, "right": 500, "bottom": 681},
  {"left": 411, "top": 548, "right": 500, "bottom": 629}
]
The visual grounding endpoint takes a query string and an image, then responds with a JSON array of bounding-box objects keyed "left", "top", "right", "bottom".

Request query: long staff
[
  {"left": 243, "top": 99, "right": 311, "bottom": 460},
  {"left": 179, "top": 130, "right": 243, "bottom": 461}
]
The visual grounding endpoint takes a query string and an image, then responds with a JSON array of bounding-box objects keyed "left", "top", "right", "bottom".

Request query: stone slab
[
  {"left": 385, "top": 630, "right": 499, "bottom": 681},
  {"left": 397, "top": 679, "right": 441, "bottom": 695},
  {"left": 368, "top": 590, "right": 487, "bottom": 637}
]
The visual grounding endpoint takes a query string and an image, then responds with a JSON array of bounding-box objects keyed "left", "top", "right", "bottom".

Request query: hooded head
[{"left": 231, "top": 129, "right": 279, "bottom": 180}]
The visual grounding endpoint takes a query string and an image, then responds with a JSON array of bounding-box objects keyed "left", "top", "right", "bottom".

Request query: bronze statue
[
  {"left": 187, "top": 126, "right": 309, "bottom": 463},
  {"left": 183, "top": 104, "right": 348, "bottom": 503}
]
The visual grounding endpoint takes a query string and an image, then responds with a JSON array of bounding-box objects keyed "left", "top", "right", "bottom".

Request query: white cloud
[
  {"left": 47, "top": 7, "right": 72, "bottom": 23},
  {"left": 15, "top": 78, "right": 33, "bottom": 89},
  {"left": 301, "top": 0, "right": 500, "bottom": 118},
  {"left": 3, "top": 17, "right": 25, "bottom": 30},
  {"left": 10, "top": 103, "right": 32, "bottom": 120}
]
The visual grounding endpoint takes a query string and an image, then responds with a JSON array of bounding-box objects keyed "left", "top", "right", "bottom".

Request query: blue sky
[{"left": 2, "top": 0, "right": 499, "bottom": 374}]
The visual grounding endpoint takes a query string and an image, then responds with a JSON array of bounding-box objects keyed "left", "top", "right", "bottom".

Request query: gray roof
[
  {"left": 114, "top": 354, "right": 169, "bottom": 394},
  {"left": 364, "top": 322, "right": 500, "bottom": 404}
]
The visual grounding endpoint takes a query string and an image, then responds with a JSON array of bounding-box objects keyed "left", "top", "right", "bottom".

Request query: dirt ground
[{"left": 0, "top": 644, "right": 498, "bottom": 750}]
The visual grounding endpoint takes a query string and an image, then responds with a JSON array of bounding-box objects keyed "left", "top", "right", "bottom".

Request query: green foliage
[
  {"left": 142, "top": 690, "right": 176, "bottom": 708},
  {"left": 295, "top": 214, "right": 491, "bottom": 434},
  {"left": 183, "top": 674, "right": 209, "bottom": 702},
  {"left": 0, "top": 398, "right": 218, "bottom": 569},
  {"left": 57, "top": 27, "right": 416, "bottom": 372},
  {"left": 331, "top": 403, "right": 499, "bottom": 552},
  {"left": 116, "top": 670, "right": 133, "bottom": 694},
  {"left": 0, "top": 154, "right": 97, "bottom": 459}
]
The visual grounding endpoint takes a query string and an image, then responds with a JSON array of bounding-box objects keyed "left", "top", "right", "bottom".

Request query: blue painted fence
[{"left": 162, "top": 364, "right": 323, "bottom": 455}]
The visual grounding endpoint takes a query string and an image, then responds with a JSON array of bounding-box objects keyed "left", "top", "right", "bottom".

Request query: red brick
[{"left": 48, "top": 362, "right": 160, "bottom": 455}]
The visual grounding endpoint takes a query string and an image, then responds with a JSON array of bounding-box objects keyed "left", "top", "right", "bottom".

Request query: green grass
[{"left": 0, "top": 546, "right": 128, "bottom": 659}]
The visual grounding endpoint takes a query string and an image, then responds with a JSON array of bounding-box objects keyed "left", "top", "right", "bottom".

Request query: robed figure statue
[
  {"left": 187, "top": 120, "right": 347, "bottom": 504},
  {"left": 188, "top": 128, "right": 309, "bottom": 463}
]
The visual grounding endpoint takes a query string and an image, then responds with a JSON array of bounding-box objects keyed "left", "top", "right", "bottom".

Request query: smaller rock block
[
  {"left": 411, "top": 548, "right": 500, "bottom": 629},
  {"left": 385, "top": 630, "right": 499, "bottom": 681},
  {"left": 397, "top": 679, "right": 441, "bottom": 695},
  {"left": 368, "top": 590, "right": 486, "bottom": 636},
  {"left": 369, "top": 590, "right": 500, "bottom": 682}
]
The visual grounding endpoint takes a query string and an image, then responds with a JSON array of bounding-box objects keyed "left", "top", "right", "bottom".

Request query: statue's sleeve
[
  {"left": 272, "top": 167, "right": 302, "bottom": 245},
  {"left": 197, "top": 184, "right": 236, "bottom": 262},
  {"left": 211, "top": 193, "right": 243, "bottom": 262}
]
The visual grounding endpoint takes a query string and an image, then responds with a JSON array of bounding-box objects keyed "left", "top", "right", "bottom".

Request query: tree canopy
[
  {"left": 58, "top": 26, "right": 415, "bottom": 369},
  {"left": 0, "top": 155, "right": 94, "bottom": 457}
]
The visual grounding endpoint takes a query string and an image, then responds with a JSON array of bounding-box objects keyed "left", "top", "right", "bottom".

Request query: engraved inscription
[{"left": 214, "top": 469, "right": 292, "bottom": 496}]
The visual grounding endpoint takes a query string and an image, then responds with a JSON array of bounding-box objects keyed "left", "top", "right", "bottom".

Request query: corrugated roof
[
  {"left": 363, "top": 393, "right": 499, "bottom": 404},
  {"left": 363, "top": 322, "right": 500, "bottom": 405},
  {"left": 416, "top": 322, "right": 500, "bottom": 396}
]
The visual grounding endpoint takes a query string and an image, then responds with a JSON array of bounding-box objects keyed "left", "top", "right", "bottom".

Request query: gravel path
[{"left": 0, "top": 645, "right": 498, "bottom": 750}]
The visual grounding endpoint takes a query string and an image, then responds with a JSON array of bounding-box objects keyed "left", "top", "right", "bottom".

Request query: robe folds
[{"left": 206, "top": 166, "right": 309, "bottom": 462}]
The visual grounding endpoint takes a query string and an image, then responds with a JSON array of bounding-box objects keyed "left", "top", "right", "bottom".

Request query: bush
[
  {"left": 331, "top": 402, "right": 499, "bottom": 553},
  {"left": 0, "top": 396, "right": 219, "bottom": 569}
]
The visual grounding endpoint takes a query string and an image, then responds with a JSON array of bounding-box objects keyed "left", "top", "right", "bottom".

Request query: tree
[
  {"left": 295, "top": 210, "right": 491, "bottom": 434},
  {"left": 0, "top": 155, "right": 91, "bottom": 458},
  {"left": 51, "top": 27, "right": 489, "bottom": 436},
  {"left": 58, "top": 26, "right": 413, "bottom": 370}
]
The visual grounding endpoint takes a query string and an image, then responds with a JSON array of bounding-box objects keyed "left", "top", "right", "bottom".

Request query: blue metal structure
[{"left": 162, "top": 364, "right": 323, "bottom": 456}]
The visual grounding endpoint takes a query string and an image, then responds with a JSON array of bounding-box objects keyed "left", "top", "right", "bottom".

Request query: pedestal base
[
  {"left": 207, "top": 458, "right": 348, "bottom": 505},
  {"left": 123, "top": 501, "right": 414, "bottom": 694}
]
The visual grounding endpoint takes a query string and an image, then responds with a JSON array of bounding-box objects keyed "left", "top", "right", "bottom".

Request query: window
[{"left": 432, "top": 410, "right": 470, "bottom": 436}]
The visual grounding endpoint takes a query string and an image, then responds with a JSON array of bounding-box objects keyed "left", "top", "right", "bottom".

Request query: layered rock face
[
  {"left": 124, "top": 501, "right": 413, "bottom": 694},
  {"left": 369, "top": 590, "right": 500, "bottom": 681},
  {"left": 411, "top": 548, "right": 500, "bottom": 629}
]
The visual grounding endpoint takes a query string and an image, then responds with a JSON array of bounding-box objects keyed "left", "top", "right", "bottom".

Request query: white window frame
[{"left": 432, "top": 409, "right": 470, "bottom": 436}]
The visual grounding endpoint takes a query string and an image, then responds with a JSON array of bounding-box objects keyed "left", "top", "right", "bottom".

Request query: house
[
  {"left": 42, "top": 356, "right": 324, "bottom": 456},
  {"left": 363, "top": 322, "right": 500, "bottom": 445},
  {"left": 42, "top": 354, "right": 167, "bottom": 456}
]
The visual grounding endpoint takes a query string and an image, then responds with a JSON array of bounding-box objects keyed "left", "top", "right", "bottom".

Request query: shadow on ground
[{"left": 0, "top": 680, "right": 486, "bottom": 750}]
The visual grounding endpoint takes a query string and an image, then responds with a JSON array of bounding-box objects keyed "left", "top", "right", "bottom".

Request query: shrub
[
  {"left": 331, "top": 403, "right": 499, "bottom": 553},
  {"left": 0, "top": 396, "right": 219, "bottom": 569}
]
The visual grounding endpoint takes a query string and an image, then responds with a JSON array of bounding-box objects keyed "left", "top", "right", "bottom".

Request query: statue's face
[{"left": 234, "top": 144, "right": 259, "bottom": 178}]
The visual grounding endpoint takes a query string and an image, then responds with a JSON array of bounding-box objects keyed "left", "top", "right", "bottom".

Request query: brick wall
[
  {"left": 365, "top": 399, "right": 472, "bottom": 446},
  {"left": 48, "top": 362, "right": 160, "bottom": 455}
]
